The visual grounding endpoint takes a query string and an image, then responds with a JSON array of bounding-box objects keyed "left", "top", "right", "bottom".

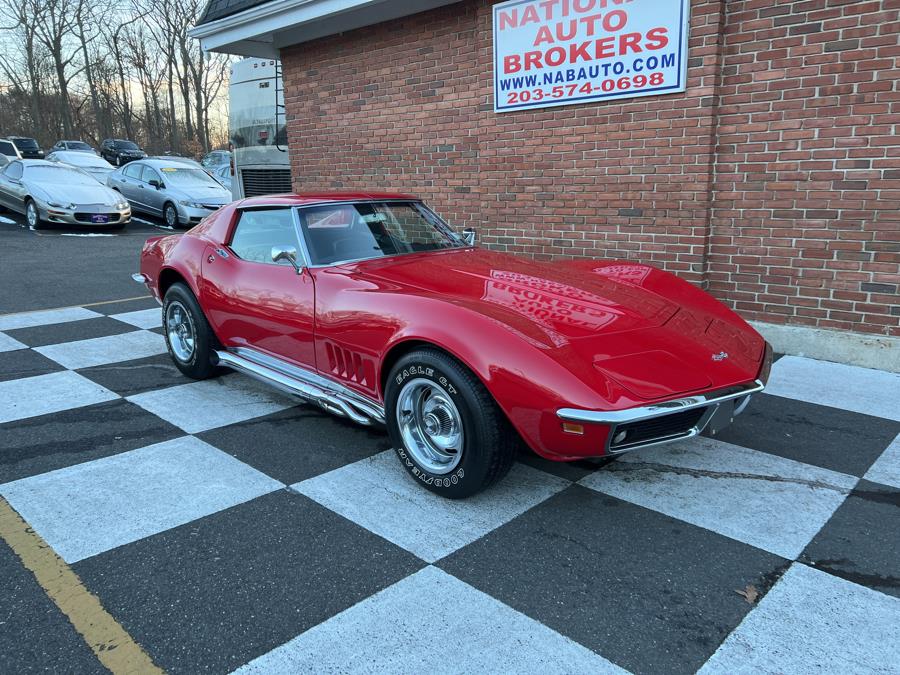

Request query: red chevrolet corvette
[{"left": 136, "top": 193, "right": 772, "bottom": 498}]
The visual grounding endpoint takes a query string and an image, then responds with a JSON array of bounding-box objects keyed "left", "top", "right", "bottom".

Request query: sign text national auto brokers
[{"left": 493, "top": 0, "right": 690, "bottom": 113}]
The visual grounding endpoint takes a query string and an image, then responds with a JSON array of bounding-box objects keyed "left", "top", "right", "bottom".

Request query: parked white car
[
  {"left": 0, "top": 159, "right": 131, "bottom": 229},
  {"left": 46, "top": 151, "right": 116, "bottom": 183}
]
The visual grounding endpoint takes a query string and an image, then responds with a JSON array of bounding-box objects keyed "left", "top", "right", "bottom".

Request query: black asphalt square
[
  {"left": 0, "top": 538, "right": 102, "bottom": 674},
  {"left": 439, "top": 485, "right": 788, "bottom": 675},
  {"left": 799, "top": 479, "right": 900, "bottom": 599},
  {"left": 714, "top": 393, "right": 900, "bottom": 477},
  {"left": 197, "top": 407, "right": 390, "bottom": 484},
  {"left": 72, "top": 490, "right": 424, "bottom": 675},
  {"left": 0, "top": 348, "right": 64, "bottom": 383},
  {"left": 0, "top": 399, "right": 183, "bottom": 484},
  {"left": 77, "top": 353, "right": 192, "bottom": 397},
  {"left": 93, "top": 297, "right": 160, "bottom": 316},
  {"left": 3, "top": 317, "right": 136, "bottom": 348}
]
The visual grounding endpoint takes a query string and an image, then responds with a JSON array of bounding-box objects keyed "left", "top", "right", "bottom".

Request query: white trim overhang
[{"left": 189, "top": 0, "right": 462, "bottom": 57}]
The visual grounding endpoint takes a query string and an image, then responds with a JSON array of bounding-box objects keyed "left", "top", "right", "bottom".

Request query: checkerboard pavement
[{"left": 2, "top": 298, "right": 899, "bottom": 674}]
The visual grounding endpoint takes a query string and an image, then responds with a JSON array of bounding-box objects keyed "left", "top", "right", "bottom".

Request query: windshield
[
  {"left": 25, "top": 165, "right": 100, "bottom": 186},
  {"left": 68, "top": 142, "right": 92, "bottom": 151},
  {"left": 159, "top": 167, "right": 220, "bottom": 187},
  {"left": 115, "top": 141, "right": 139, "bottom": 150},
  {"left": 14, "top": 138, "right": 38, "bottom": 150},
  {"left": 0, "top": 140, "right": 17, "bottom": 155},
  {"left": 298, "top": 202, "right": 465, "bottom": 265}
]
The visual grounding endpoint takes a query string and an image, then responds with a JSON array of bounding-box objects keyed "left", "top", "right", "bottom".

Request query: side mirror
[
  {"left": 462, "top": 228, "right": 477, "bottom": 246},
  {"left": 148, "top": 179, "right": 163, "bottom": 190},
  {"left": 271, "top": 245, "right": 303, "bottom": 274}
]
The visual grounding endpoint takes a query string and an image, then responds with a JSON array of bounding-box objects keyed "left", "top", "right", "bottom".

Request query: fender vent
[{"left": 325, "top": 343, "right": 372, "bottom": 386}]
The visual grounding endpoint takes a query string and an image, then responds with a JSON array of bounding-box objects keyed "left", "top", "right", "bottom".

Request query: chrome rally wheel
[
  {"left": 165, "top": 299, "right": 196, "bottom": 363},
  {"left": 385, "top": 349, "right": 518, "bottom": 498},
  {"left": 25, "top": 200, "right": 39, "bottom": 229},
  {"left": 396, "top": 378, "right": 464, "bottom": 475}
]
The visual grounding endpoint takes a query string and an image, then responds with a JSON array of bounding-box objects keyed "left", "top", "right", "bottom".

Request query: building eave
[{"left": 189, "top": 0, "right": 462, "bottom": 57}]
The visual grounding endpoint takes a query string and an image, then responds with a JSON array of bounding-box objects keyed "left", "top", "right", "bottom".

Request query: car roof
[
  {"left": 140, "top": 158, "right": 201, "bottom": 168},
  {"left": 237, "top": 192, "right": 420, "bottom": 208},
  {"left": 7, "top": 136, "right": 35, "bottom": 140}
]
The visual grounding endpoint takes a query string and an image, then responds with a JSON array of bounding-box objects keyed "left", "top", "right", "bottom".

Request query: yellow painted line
[
  {"left": 0, "top": 295, "right": 153, "bottom": 318},
  {"left": 0, "top": 497, "right": 164, "bottom": 675}
]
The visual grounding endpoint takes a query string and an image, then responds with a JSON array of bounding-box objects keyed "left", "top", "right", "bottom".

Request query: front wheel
[
  {"left": 163, "top": 202, "right": 179, "bottom": 228},
  {"left": 162, "top": 283, "right": 219, "bottom": 379},
  {"left": 385, "top": 349, "right": 517, "bottom": 498},
  {"left": 25, "top": 200, "right": 43, "bottom": 230}
]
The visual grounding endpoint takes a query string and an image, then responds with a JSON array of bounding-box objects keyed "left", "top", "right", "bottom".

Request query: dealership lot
[{"left": 1, "top": 231, "right": 899, "bottom": 674}]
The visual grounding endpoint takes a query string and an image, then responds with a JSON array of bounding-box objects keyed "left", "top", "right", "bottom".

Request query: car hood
[
  {"left": 352, "top": 248, "right": 764, "bottom": 399},
  {"left": 170, "top": 185, "right": 230, "bottom": 203},
  {"left": 28, "top": 180, "right": 122, "bottom": 206},
  {"left": 354, "top": 248, "right": 678, "bottom": 339}
]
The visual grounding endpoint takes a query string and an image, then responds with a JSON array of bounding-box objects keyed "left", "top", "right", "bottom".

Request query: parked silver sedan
[
  {"left": 106, "top": 158, "right": 231, "bottom": 228},
  {"left": 46, "top": 151, "right": 116, "bottom": 183},
  {"left": 0, "top": 159, "right": 131, "bottom": 229}
]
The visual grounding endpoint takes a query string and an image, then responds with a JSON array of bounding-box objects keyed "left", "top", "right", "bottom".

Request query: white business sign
[{"left": 493, "top": 0, "right": 691, "bottom": 113}]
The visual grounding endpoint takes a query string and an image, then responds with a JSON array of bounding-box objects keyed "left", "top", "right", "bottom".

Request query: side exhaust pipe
[{"left": 214, "top": 349, "right": 384, "bottom": 427}]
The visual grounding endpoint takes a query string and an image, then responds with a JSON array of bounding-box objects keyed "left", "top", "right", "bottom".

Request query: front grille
[
  {"left": 201, "top": 204, "right": 224, "bottom": 210},
  {"left": 74, "top": 212, "right": 118, "bottom": 223},
  {"left": 610, "top": 407, "right": 707, "bottom": 451},
  {"left": 240, "top": 169, "right": 292, "bottom": 197}
]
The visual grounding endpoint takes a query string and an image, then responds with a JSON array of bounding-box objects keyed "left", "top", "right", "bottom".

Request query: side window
[
  {"left": 5, "top": 162, "right": 23, "bottom": 180},
  {"left": 123, "top": 163, "right": 142, "bottom": 179},
  {"left": 140, "top": 166, "right": 160, "bottom": 185},
  {"left": 229, "top": 209, "right": 300, "bottom": 265}
]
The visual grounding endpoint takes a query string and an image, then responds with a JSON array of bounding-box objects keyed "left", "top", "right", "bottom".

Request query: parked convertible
[
  {"left": 0, "top": 159, "right": 131, "bottom": 229},
  {"left": 136, "top": 193, "right": 772, "bottom": 498},
  {"left": 108, "top": 159, "right": 231, "bottom": 227}
]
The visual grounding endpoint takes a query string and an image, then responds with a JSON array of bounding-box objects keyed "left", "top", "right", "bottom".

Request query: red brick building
[{"left": 193, "top": 0, "right": 900, "bottom": 365}]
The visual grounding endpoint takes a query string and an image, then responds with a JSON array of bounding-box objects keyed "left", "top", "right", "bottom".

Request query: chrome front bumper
[
  {"left": 557, "top": 379, "right": 765, "bottom": 455},
  {"left": 40, "top": 203, "right": 131, "bottom": 225}
]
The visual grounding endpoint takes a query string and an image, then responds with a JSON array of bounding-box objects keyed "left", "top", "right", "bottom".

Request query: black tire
[
  {"left": 385, "top": 348, "right": 517, "bottom": 498},
  {"left": 163, "top": 202, "right": 180, "bottom": 228},
  {"left": 25, "top": 199, "right": 43, "bottom": 230},
  {"left": 162, "top": 282, "right": 219, "bottom": 379}
]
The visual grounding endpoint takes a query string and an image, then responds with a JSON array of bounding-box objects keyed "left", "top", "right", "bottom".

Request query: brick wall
[
  {"left": 709, "top": 0, "right": 899, "bottom": 335},
  {"left": 281, "top": 0, "right": 899, "bottom": 336}
]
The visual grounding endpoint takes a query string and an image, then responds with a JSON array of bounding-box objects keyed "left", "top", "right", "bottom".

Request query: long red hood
[{"left": 352, "top": 248, "right": 765, "bottom": 401}]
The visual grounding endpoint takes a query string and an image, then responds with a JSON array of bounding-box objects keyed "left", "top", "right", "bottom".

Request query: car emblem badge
[{"left": 712, "top": 351, "right": 729, "bottom": 362}]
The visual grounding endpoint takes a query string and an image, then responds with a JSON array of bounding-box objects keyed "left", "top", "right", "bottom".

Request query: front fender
[{"left": 378, "top": 301, "right": 616, "bottom": 460}]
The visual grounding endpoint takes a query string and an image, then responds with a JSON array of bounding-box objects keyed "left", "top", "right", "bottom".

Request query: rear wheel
[
  {"left": 385, "top": 349, "right": 517, "bottom": 498},
  {"left": 162, "top": 283, "right": 218, "bottom": 379}
]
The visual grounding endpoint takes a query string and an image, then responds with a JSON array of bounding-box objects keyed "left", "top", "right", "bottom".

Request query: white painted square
[
  {"left": 0, "top": 436, "right": 284, "bottom": 563},
  {"left": 293, "top": 451, "right": 569, "bottom": 562},
  {"left": 35, "top": 330, "right": 166, "bottom": 370},
  {"left": 580, "top": 436, "right": 857, "bottom": 559},
  {"left": 0, "top": 306, "right": 103, "bottom": 331},
  {"left": 700, "top": 563, "right": 900, "bottom": 674},
  {"left": 235, "top": 566, "right": 624, "bottom": 674},
  {"left": 0, "top": 371, "right": 119, "bottom": 424},
  {"left": 109, "top": 308, "right": 162, "bottom": 330},
  {"left": 864, "top": 433, "right": 900, "bottom": 490},
  {"left": 0, "top": 332, "right": 26, "bottom": 352},
  {"left": 766, "top": 356, "right": 900, "bottom": 422},
  {"left": 127, "top": 375, "right": 297, "bottom": 434}
]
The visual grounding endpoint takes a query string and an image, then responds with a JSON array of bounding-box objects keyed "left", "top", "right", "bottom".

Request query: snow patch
[{"left": 0, "top": 216, "right": 16, "bottom": 224}]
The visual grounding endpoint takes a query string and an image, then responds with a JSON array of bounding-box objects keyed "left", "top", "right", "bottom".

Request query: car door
[
  {"left": 140, "top": 166, "right": 165, "bottom": 216},
  {"left": 0, "top": 161, "right": 25, "bottom": 212},
  {"left": 117, "top": 162, "right": 147, "bottom": 210},
  {"left": 199, "top": 207, "right": 317, "bottom": 369}
]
